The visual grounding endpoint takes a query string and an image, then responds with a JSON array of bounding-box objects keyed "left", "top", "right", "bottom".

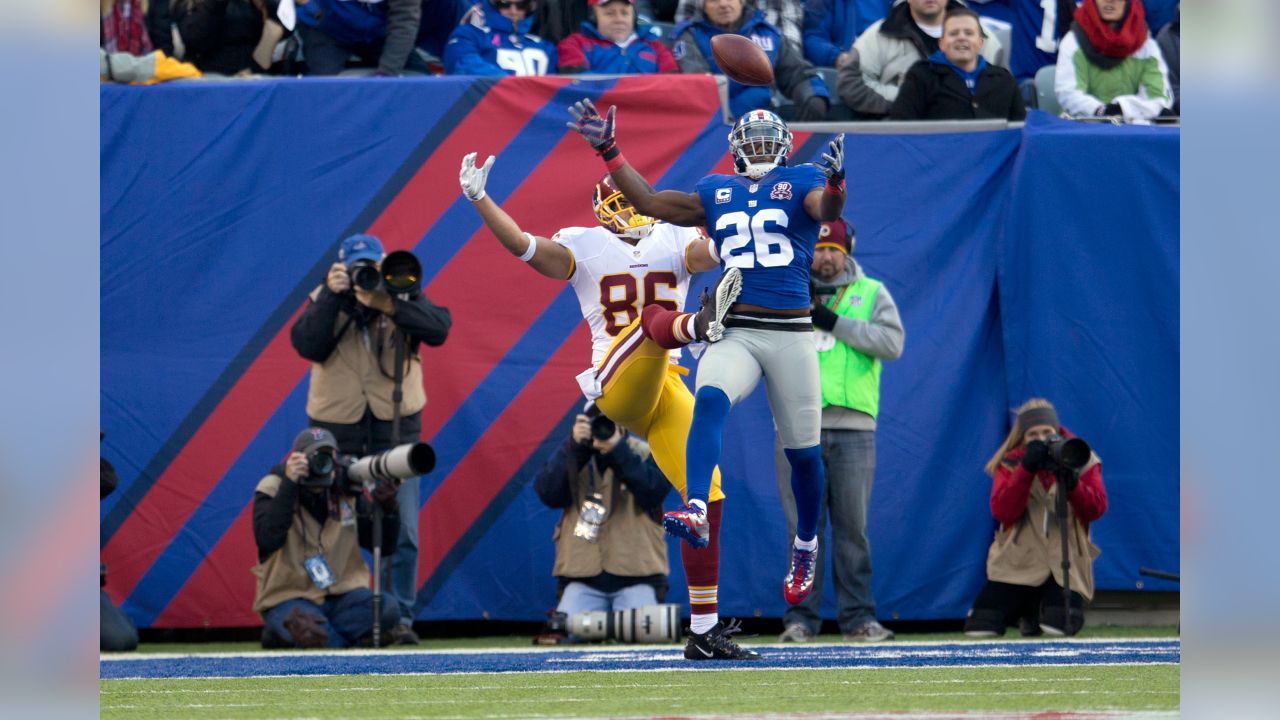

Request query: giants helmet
[
  {"left": 593, "top": 174, "right": 656, "bottom": 240},
  {"left": 729, "top": 109, "right": 793, "bottom": 180}
]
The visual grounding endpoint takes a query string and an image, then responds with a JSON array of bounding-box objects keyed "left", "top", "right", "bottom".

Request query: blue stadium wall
[{"left": 100, "top": 76, "right": 1179, "bottom": 629}]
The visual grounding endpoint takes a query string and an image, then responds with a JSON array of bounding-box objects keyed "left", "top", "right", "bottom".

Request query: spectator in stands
[
  {"left": 838, "top": 0, "right": 1004, "bottom": 119},
  {"left": 964, "top": 399, "right": 1107, "bottom": 637},
  {"left": 1054, "top": 0, "right": 1172, "bottom": 123},
  {"left": 673, "top": 0, "right": 830, "bottom": 120},
  {"left": 1154, "top": 5, "right": 1178, "bottom": 115},
  {"left": 558, "top": 0, "right": 678, "bottom": 73},
  {"left": 102, "top": 0, "right": 154, "bottom": 55},
  {"left": 100, "top": 447, "right": 138, "bottom": 652},
  {"left": 416, "top": 0, "right": 468, "bottom": 70},
  {"left": 890, "top": 8, "right": 1024, "bottom": 120},
  {"left": 147, "top": 0, "right": 284, "bottom": 75},
  {"left": 251, "top": 428, "right": 401, "bottom": 648},
  {"left": 536, "top": 0, "right": 591, "bottom": 44},
  {"left": 534, "top": 404, "right": 671, "bottom": 637},
  {"left": 675, "top": 0, "right": 802, "bottom": 54},
  {"left": 802, "top": 0, "right": 892, "bottom": 68},
  {"left": 776, "top": 219, "right": 903, "bottom": 644},
  {"left": 295, "top": 0, "right": 423, "bottom": 75},
  {"left": 445, "top": 0, "right": 558, "bottom": 75},
  {"left": 290, "top": 234, "right": 452, "bottom": 645}
]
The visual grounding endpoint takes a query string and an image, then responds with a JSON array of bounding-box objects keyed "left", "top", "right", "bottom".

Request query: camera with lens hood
[
  {"left": 567, "top": 604, "right": 681, "bottom": 643},
  {"left": 345, "top": 250, "right": 423, "bottom": 297}
]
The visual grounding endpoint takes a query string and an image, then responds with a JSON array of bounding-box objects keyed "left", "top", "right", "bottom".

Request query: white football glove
[
  {"left": 819, "top": 133, "right": 845, "bottom": 182},
  {"left": 460, "top": 152, "right": 496, "bottom": 201}
]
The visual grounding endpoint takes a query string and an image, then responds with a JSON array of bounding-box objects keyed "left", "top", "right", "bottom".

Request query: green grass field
[{"left": 102, "top": 627, "right": 1180, "bottom": 719}]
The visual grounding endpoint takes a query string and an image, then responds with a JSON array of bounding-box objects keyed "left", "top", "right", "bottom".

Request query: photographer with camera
[
  {"left": 290, "top": 233, "right": 451, "bottom": 644},
  {"left": 533, "top": 402, "right": 672, "bottom": 642},
  {"left": 251, "top": 427, "right": 402, "bottom": 648},
  {"left": 964, "top": 399, "right": 1108, "bottom": 637}
]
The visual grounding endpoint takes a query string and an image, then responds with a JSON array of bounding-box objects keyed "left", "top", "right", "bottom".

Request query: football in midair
[{"left": 710, "top": 34, "right": 774, "bottom": 87}]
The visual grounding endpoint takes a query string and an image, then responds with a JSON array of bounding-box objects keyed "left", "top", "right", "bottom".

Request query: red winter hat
[{"left": 816, "top": 218, "right": 853, "bottom": 254}]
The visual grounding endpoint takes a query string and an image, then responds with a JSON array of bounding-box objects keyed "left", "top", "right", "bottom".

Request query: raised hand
[
  {"left": 818, "top": 133, "right": 845, "bottom": 183},
  {"left": 566, "top": 99, "right": 617, "bottom": 153},
  {"left": 459, "top": 152, "right": 495, "bottom": 201}
]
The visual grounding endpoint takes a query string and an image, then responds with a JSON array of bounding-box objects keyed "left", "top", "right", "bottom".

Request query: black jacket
[
  {"left": 890, "top": 59, "right": 1026, "bottom": 121},
  {"left": 252, "top": 463, "right": 400, "bottom": 563},
  {"left": 534, "top": 438, "right": 669, "bottom": 514}
]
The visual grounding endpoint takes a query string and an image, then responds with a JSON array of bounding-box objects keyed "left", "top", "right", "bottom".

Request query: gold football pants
[{"left": 593, "top": 317, "right": 725, "bottom": 503}]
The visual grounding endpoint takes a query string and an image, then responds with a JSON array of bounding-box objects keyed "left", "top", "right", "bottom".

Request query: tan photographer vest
[
  {"left": 985, "top": 459, "right": 1102, "bottom": 600},
  {"left": 304, "top": 287, "right": 426, "bottom": 424},
  {"left": 552, "top": 438, "right": 669, "bottom": 580},
  {"left": 251, "top": 474, "right": 371, "bottom": 614}
]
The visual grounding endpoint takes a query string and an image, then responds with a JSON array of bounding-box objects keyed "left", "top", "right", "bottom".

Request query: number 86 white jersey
[{"left": 553, "top": 223, "right": 702, "bottom": 367}]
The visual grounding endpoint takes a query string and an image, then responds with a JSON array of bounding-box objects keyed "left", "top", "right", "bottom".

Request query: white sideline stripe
[
  {"left": 101, "top": 660, "right": 1178, "bottom": 681},
  {"left": 102, "top": 636, "right": 1179, "bottom": 662}
]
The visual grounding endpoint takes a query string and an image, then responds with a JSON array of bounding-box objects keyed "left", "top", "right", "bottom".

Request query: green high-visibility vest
[{"left": 818, "top": 275, "right": 883, "bottom": 417}]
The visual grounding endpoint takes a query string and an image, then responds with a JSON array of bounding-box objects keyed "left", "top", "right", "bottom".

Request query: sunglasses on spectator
[{"left": 494, "top": 0, "right": 533, "bottom": 9}]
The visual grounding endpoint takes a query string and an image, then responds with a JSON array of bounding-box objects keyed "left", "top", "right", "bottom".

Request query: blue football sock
[
  {"left": 784, "top": 445, "right": 825, "bottom": 542},
  {"left": 686, "top": 386, "right": 731, "bottom": 506}
]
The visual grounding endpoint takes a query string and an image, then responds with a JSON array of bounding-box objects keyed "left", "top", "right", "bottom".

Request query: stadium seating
[{"left": 1035, "top": 64, "right": 1062, "bottom": 116}]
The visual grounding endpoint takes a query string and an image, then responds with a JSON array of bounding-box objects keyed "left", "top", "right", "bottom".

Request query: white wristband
[{"left": 518, "top": 233, "right": 538, "bottom": 262}]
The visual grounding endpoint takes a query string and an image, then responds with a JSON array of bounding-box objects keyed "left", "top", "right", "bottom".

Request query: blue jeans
[
  {"left": 262, "top": 588, "right": 399, "bottom": 648},
  {"left": 775, "top": 429, "right": 878, "bottom": 634},
  {"left": 381, "top": 475, "right": 420, "bottom": 625},
  {"left": 556, "top": 581, "right": 658, "bottom": 617}
]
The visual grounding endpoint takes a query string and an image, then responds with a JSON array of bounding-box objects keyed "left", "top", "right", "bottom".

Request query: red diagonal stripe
[
  {"left": 417, "top": 324, "right": 591, "bottom": 584},
  {"left": 102, "top": 309, "right": 309, "bottom": 606}
]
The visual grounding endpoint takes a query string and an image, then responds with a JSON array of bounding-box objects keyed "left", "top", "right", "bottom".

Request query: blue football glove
[
  {"left": 818, "top": 133, "right": 845, "bottom": 183},
  {"left": 566, "top": 99, "right": 617, "bottom": 154}
]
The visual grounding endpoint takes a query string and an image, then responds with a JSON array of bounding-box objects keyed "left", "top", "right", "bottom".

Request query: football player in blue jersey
[{"left": 568, "top": 100, "right": 847, "bottom": 622}]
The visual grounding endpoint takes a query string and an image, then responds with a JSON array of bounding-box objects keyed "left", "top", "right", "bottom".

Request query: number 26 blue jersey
[{"left": 695, "top": 164, "right": 825, "bottom": 310}]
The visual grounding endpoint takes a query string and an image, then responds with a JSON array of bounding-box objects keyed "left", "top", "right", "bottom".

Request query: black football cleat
[
  {"left": 684, "top": 618, "right": 761, "bottom": 660},
  {"left": 693, "top": 267, "right": 743, "bottom": 343}
]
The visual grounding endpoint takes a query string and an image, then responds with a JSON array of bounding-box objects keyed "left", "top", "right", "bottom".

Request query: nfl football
[{"left": 710, "top": 34, "right": 774, "bottom": 87}]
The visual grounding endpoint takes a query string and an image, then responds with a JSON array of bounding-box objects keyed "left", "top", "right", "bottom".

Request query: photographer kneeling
[
  {"left": 964, "top": 399, "right": 1108, "bottom": 637},
  {"left": 534, "top": 403, "right": 672, "bottom": 642},
  {"left": 251, "top": 428, "right": 401, "bottom": 648}
]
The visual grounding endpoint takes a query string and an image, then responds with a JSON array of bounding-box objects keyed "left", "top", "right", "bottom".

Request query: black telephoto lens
[
  {"left": 381, "top": 250, "right": 423, "bottom": 294},
  {"left": 1046, "top": 436, "right": 1091, "bottom": 470}
]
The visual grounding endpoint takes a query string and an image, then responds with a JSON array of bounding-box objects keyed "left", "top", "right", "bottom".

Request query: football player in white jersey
[{"left": 460, "top": 152, "right": 755, "bottom": 660}]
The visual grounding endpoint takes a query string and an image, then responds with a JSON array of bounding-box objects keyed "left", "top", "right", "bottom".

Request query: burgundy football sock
[
  {"left": 683, "top": 499, "right": 723, "bottom": 628},
  {"left": 641, "top": 303, "right": 695, "bottom": 349}
]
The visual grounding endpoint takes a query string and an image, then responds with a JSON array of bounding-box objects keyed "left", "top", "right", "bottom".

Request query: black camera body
[
  {"left": 582, "top": 403, "right": 616, "bottom": 444},
  {"left": 347, "top": 259, "right": 382, "bottom": 293}
]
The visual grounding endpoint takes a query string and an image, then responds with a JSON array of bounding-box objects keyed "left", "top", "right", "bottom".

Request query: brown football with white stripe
[{"left": 710, "top": 34, "right": 774, "bottom": 87}]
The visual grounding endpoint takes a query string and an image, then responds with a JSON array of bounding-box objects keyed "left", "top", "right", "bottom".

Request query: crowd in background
[{"left": 101, "top": 0, "right": 1179, "bottom": 123}]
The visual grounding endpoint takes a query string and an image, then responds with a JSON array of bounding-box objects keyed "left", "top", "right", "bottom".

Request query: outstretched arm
[
  {"left": 804, "top": 133, "right": 846, "bottom": 222},
  {"left": 460, "top": 153, "right": 574, "bottom": 280},
  {"left": 567, "top": 100, "right": 707, "bottom": 228}
]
